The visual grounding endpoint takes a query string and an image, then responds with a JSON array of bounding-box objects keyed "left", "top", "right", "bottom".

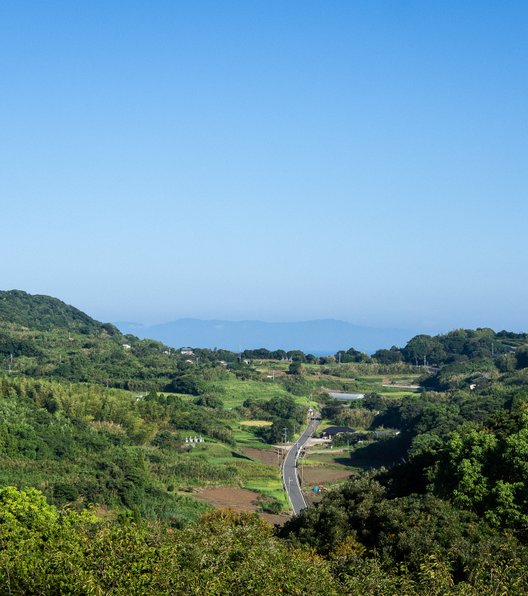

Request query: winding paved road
[{"left": 282, "top": 416, "right": 321, "bottom": 515}]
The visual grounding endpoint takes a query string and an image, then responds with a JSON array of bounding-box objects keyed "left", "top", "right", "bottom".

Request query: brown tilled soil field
[
  {"left": 191, "top": 486, "right": 287, "bottom": 525},
  {"left": 301, "top": 466, "right": 354, "bottom": 486},
  {"left": 301, "top": 469, "right": 355, "bottom": 507},
  {"left": 242, "top": 447, "right": 281, "bottom": 466}
]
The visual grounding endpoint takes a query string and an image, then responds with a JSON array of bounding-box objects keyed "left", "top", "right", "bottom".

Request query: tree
[
  {"left": 335, "top": 348, "right": 369, "bottom": 363},
  {"left": 287, "top": 350, "right": 306, "bottom": 363},
  {"left": 372, "top": 347, "right": 403, "bottom": 364},
  {"left": 195, "top": 394, "right": 223, "bottom": 409},
  {"left": 402, "top": 335, "right": 445, "bottom": 366},
  {"left": 288, "top": 361, "right": 303, "bottom": 375},
  {"left": 260, "top": 418, "right": 295, "bottom": 444},
  {"left": 516, "top": 345, "right": 528, "bottom": 369}
]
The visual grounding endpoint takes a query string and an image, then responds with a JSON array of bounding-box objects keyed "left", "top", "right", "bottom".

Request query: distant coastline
[{"left": 115, "top": 318, "right": 413, "bottom": 354}]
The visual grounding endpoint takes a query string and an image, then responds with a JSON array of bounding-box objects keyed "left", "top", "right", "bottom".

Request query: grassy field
[
  {"left": 175, "top": 363, "right": 420, "bottom": 411},
  {"left": 202, "top": 378, "right": 295, "bottom": 408},
  {"left": 236, "top": 461, "right": 288, "bottom": 508},
  {"left": 158, "top": 438, "right": 289, "bottom": 511},
  {"left": 252, "top": 360, "right": 291, "bottom": 373},
  {"left": 303, "top": 445, "right": 391, "bottom": 473},
  {"left": 376, "top": 389, "right": 418, "bottom": 398},
  {"left": 232, "top": 425, "right": 271, "bottom": 449}
]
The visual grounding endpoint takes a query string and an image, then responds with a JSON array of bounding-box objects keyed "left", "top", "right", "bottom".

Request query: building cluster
[{"left": 185, "top": 436, "right": 205, "bottom": 444}]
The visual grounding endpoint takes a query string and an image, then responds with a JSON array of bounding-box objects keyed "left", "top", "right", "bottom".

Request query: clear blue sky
[{"left": 2, "top": 1, "right": 527, "bottom": 333}]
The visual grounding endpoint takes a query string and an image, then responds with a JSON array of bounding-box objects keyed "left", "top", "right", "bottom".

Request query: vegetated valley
[{"left": 1, "top": 289, "right": 528, "bottom": 593}]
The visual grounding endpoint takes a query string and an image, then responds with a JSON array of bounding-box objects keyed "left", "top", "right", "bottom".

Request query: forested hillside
[
  {"left": 0, "top": 290, "right": 109, "bottom": 333},
  {"left": 0, "top": 290, "right": 236, "bottom": 390}
]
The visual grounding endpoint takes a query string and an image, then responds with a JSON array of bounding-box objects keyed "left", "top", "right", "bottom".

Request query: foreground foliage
[
  {"left": 280, "top": 477, "right": 528, "bottom": 590},
  {"left": 1, "top": 486, "right": 527, "bottom": 594},
  {"left": 0, "top": 487, "right": 338, "bottom": 595}
]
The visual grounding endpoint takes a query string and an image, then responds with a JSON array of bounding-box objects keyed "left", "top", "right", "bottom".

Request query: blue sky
[{"left": 2, "top": 1, "right": 527, "bottom": 333}]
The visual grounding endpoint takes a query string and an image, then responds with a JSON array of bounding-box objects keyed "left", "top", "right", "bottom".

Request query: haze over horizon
[
  {"left": 2, "top": 2, "right": 527, "bottom": 333},
  {"left": 116, "top": 317, "right": 415, "bottom": 355}
]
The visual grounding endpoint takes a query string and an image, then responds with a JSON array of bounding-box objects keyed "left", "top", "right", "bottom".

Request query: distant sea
[{"left": 116, "top": 318, "right": 414, "bottom": 354}]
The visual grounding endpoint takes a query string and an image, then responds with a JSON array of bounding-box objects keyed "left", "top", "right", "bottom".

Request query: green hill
[
  {"left": 0, "top": 290, "right": 112, "bottom": 334},
  {"left": 0, "top": 290, "right": 187, "bottom": 389}
]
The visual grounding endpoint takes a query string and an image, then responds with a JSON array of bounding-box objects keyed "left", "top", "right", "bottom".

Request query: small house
[{"left": 321, "top": 426, "right": 355, "bottom": 438}]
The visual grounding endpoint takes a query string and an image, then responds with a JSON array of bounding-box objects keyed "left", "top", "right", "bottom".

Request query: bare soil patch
[
  {"left": 301, "top": 466, "right": 356, "bottom": 507},
  {"left": 192, "top": 486, "right": 286, "bottom": 525},
  {"left": 301, "top": 466, "right": 353, "bottom": 487},
  {"left": 242, "top": 447, "right": 279, "bottom": 466}
]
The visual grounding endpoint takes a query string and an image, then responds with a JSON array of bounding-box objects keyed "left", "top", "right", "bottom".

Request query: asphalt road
[{"left": 282, "top": 417, "right": 321, "bottom": 515}]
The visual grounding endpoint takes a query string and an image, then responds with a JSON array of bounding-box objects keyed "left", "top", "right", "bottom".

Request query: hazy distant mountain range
[{"left": 115, "top": 318, "right": 413, "bottom": 355}]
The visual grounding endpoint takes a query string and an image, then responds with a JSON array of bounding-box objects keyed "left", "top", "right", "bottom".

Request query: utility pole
[{"left": 283, "top": 427, "right": 288, "bottom": 444}]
